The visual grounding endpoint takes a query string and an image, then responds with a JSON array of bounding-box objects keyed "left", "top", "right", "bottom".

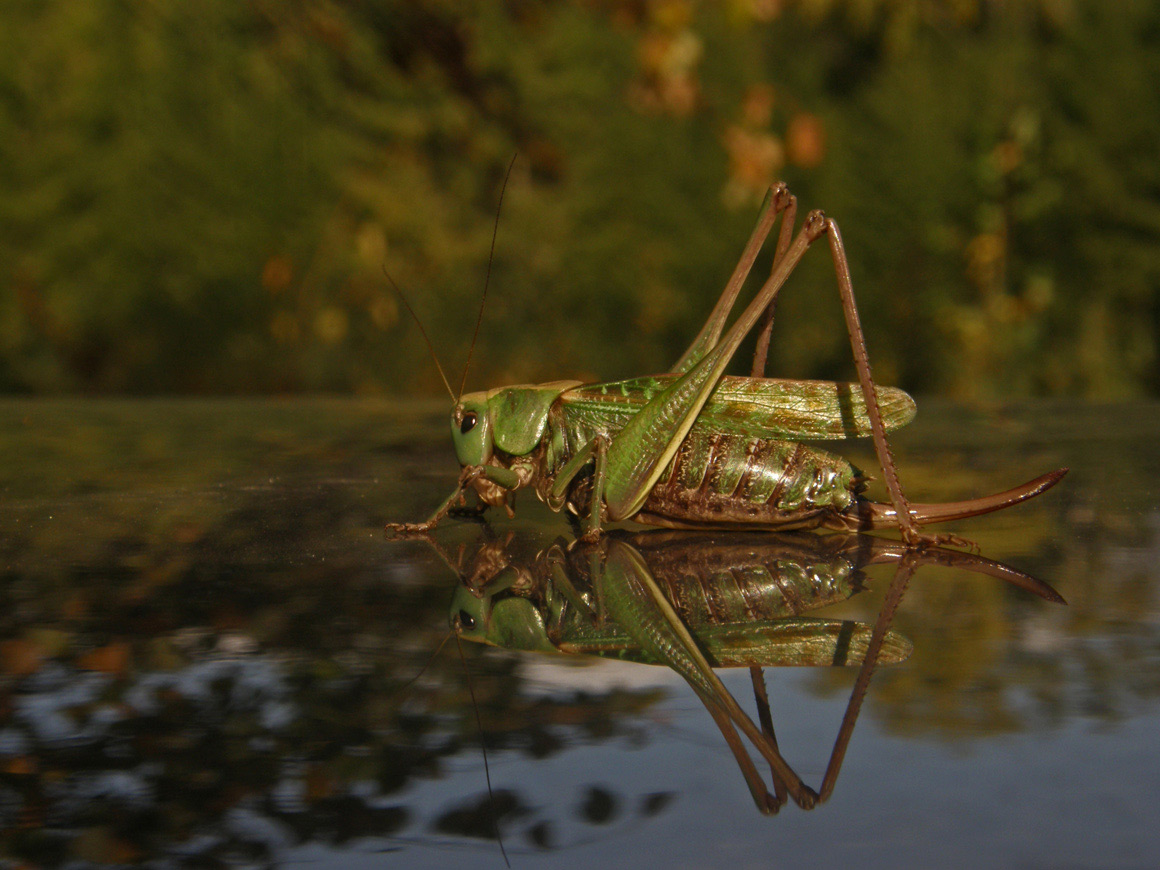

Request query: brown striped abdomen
[{"left": 636, "top": 429, "right": 862, "bottom": 529}]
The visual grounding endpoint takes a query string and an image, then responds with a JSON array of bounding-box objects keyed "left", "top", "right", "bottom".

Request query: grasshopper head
[{"left": 451, "top": 392, "right": 493, "bottom": 467}]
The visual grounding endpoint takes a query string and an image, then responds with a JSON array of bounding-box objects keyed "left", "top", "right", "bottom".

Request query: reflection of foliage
[
  {"left": 820, "top": 537, "right": 1160, "bottom": 741},
  {"left": 0, "top": 645, "right": 664, "bottom": 865},
  {"left": 808, "top": 401, "right": 1160, "bottom": 739},
  {"left": 0, "top": 400, "right": 673, "bottom": 865},
  {"left": 1, "top": 2, "right": 1158, "bottom": 396}
]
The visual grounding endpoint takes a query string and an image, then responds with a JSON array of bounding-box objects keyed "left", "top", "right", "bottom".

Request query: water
[{"left": 0, "top": 398, "right": 1156, "bottom": 868}]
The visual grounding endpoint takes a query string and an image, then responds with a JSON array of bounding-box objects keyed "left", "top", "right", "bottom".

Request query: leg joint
[
  {"left": 803, "top": 209, "right": 829, "bottom": 241},
  {"left": 769, "top": 182, "right": 795, "bottom": 213}
]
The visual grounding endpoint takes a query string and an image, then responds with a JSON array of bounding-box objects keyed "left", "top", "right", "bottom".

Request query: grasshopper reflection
[{"left": 438, "top": 529, "right": 1063, "bottom": 813}]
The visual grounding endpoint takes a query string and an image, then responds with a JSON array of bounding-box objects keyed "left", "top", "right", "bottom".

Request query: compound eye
[
  {"left": 460, "top": 411, "right": 478, "bottom": 434},
  {"left": 457, "top": 609, "right": 476, "bottom": 630}
]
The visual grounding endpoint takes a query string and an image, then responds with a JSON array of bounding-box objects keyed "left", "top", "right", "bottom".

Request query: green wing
[{"left": 562, "top": 375, "right": 915, "bottom": 441}]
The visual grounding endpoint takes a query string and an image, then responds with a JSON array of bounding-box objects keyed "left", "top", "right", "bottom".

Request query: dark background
[{"left": 3, "top": 1, "right": 1157, "bottom": 399}]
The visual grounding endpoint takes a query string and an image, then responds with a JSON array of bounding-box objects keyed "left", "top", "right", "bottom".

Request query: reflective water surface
[{"left": 1, "top": 398, "right": 1157, "bottom": 868}]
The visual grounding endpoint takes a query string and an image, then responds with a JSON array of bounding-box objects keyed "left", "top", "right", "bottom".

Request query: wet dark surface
[{"left": 0, "top": 398, "right": 1157, "bottom": 868}]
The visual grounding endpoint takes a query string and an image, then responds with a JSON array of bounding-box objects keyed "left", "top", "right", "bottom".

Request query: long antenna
[
  {"left": 456, "top": 634, "right": 511, "bottom": 867},
  {"left": 382, "top": 266, "right": 456, "bottom": 402},
  {"left": 458, "top": 153, "right": 519, "bottom": 401},
  {"left": 388, "top": 630, "right": 451, "bottom": 702}
]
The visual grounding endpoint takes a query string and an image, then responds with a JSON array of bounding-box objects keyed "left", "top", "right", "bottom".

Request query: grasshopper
[{"left": 386, "top": 183, "right": 1066, "bottom": 545}]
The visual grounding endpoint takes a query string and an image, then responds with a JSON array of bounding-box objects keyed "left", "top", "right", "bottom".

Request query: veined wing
[{"left": 563, "top": 375, "right": 915, "bottom": 440}]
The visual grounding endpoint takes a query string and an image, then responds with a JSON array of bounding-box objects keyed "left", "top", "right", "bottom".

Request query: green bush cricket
[{"left": 386, "top": 182, "right": 1066, "bottom": 545}]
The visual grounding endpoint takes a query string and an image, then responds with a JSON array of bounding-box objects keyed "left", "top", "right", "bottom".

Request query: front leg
[{"left": 384, "top": 464, "right": 523, "bottom": 538}]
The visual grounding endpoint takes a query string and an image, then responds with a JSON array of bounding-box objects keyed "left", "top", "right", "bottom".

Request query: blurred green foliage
[{"left": 2, "top": 0, "right": 1158, "bottom": 397}]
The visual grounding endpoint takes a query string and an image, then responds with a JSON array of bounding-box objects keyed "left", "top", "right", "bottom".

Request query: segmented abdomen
[{"left": 638, "top": 428, "right": 861, "bottom": 528}]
